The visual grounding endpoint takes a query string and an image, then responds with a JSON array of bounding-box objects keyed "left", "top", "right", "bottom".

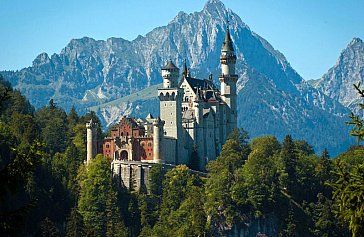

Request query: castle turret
[
  {"left": 219, "top": 25, "right": 238, "bottom": 136},
  {"left": 153, "top": 117, "right": 164, "bottom": 163},
  {"left": 193, "top": 89, "right": 204, "bottom": 168},
  {"left": 162, "top": 60, "right": 179, "bottom": 88},
  {"left": 86, "top": 119, "right": 97, "bottom": 164},
  {"left": 158, "top": 60, "right": 185, "bottom": 164}
]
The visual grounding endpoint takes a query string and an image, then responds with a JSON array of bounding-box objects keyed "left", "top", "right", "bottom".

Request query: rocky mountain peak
[
  {"left": 203, "top": 0, "right": 227, "bottom": 18},
  {"left": 32, "top": 52, "right": 50, "bottom": 67},
  {"left": 204, "top": 0, "right": 226, "bottom": 11},
  {"left": 312, "top": 37, "right": 364, "bottom": 114},
  {"left": 349, "top": 37, "right": 363, "bottom": 46}
]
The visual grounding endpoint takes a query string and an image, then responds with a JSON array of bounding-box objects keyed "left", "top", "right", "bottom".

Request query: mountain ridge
[
  {"left": 1, "top": 0, "right": 354, "bottom": 156},
  {"left": 311, "top": 37, "right": 364, "bottom": 114}
]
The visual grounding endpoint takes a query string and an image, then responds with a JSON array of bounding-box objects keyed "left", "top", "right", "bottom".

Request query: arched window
[{"left": 120, "top": 150, "right": 128, "bottom": 160}]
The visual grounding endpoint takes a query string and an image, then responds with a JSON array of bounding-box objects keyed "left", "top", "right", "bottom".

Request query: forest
[{"left": 1, "top": 74, "right": 364, "bottom": 237}]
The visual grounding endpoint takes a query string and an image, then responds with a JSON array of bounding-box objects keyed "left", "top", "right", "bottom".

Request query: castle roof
[
  {"left": 222, "top": 26, "right": 234, "bottom": 52},
  {"left": 162, "top": 60, "right": 178, "bottom": 70},
  {"left": 182, "top": 109, "right": 195, "bottom": 121},
  {"left": 112, "top": 116, "right": 140, "bottom": 130},
  {"left": 185, "top": 77, "right": 217, "bottom": 92}
]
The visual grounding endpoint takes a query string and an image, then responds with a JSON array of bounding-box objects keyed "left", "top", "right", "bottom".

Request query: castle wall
[
  {"left": 112, "top": 160, "right": 152, "bottom": 192},
  {"left": 162, "top": 138, "right": 177, "bottom": 164}
]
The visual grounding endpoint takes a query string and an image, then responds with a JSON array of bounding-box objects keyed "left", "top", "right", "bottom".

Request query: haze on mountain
[
  {"left": 0, "top": 0, "right": 354, "bottom": 156},
  {"left": 310, "top": 37, "right": 364, "bottom": 115}
]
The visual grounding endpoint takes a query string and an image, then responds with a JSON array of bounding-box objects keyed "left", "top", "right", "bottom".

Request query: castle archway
[{"left": 120, "top": 150, "right": 128, "bottom": 160}]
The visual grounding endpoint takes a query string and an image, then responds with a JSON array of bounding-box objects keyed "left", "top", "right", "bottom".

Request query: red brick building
[{"left": 102, "top": 116, "right": 155, "bottom": 161}]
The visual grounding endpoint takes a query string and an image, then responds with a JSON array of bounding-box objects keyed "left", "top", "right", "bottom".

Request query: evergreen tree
[
  {"left": 153, "top": 165, "right": 205, "bottom": 236},
  {"left": 279, "top": 135, "right": 298, "bottom": 197},
  {"left": 78, "top": 155, "right": 127, "bottom": 236},
  {"left": 233, "top": 136, "right": 281, "bottom": 218},
  {"left": 38, "top": 217, "right": 60, "bottom": 237},
  {"left": 331, "top": 82, "right": 364, "bottom": 237},
  {"left": 204, "top": 133, "right": 246, "bottom": 234},
  {"left": 66, "top": 208, "right": 84, "bottom": 237},
  {"left": 35, "top": 103, "right": 69, "bottom": 154}
]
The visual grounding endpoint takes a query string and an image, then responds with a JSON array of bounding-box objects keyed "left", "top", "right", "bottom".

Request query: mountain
[
  {"left": 310, "top": 38, "right": 364, "bottom": 114},
  {"left": 1, "top": 0, "right": 354, "bottom": 155}
]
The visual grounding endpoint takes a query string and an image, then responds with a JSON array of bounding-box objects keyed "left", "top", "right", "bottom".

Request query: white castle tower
[
  {"left": 86, "top": 119, "right": 97, "bottom": 164},
  {"left": 219, "top": 25, "right": 238, "bottom": 137},
  {"left": 158, "top": 60, "right": 185, "bottom": 164},
  {"left": 153, "top": 117, "right": 164, "bottom": 163}
]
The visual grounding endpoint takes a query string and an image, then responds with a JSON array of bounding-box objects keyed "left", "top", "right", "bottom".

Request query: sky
[{"left": 0, "top": 0, "right": 363, "bottom": 80}]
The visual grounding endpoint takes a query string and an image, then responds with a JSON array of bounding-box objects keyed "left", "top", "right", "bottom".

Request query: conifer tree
[
  {"left": 78, "top": 155, "right": 127, "bottom": 236},
  {"left": 331, "top": 82, "right": 364, "bottom": 237},
  {"left": 279, "top": 135, "right": 298, "bottom": 196},
  {"left": 66, "top": 208, "right": 84, "bottom": 237}
]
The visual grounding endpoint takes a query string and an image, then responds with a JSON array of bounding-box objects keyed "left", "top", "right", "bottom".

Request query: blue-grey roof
[
  {"left": 222, "top": 27, "right": 234, "bottom": 52},
  {"left": 162, "top": 60, "right": 178, "bottom": 70}
]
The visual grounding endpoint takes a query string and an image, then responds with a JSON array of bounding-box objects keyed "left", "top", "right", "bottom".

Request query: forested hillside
[{"left": 1, "top": 74, "right": 363, "bottom": 236}]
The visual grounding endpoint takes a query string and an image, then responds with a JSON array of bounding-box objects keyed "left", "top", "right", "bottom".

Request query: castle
[{"left": 86, "top": 26, "right": 237, "bottom": 190}]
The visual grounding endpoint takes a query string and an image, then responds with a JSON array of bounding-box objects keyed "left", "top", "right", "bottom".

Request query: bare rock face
[
  {"left": 1, "top": 0, "right": 353, "bottom": 155},
  {"left": 311, "top": 38, "right": 364, "bottom": 114}
]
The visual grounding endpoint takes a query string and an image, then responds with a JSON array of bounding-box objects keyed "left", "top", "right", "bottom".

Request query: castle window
[
  {"left": 121, "top": 132, "right": 124, "bottom": 136},
  {"left": 148, "top": 153, "right": 151, "bottom": 156},
  {"left": 141, "top": 142, "right": 145, "bottom": 147},
  {"left": 106, "top": 143, "right": 110, "bottom": 148},
  {"left": 148, "top": 143, "right": 152, "bottom": 147}
]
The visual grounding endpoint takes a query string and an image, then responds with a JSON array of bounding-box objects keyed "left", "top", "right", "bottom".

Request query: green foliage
[
  {"left": 347, "top": 82, "right": 364, "bottom": 144},
  {"left": 279, "top": 135, "right": 298, "bottom": 197},
  {"left": 233, "top": 136, "right": 280, "bottom": 218},
  {"left": 149, "top": 163, "right": 164, "bottom": 196},
  {"left": 330, "top": 82, "right": 364, "bottom": 237},
  {"left": 35, "top": 103, "right": 69, "bottom": 154},
  {"left": 152, "top": 165, "right": 206, "bottom": 236},
  {"left": 78, "top": 154, "right": 127, "bottom": 236},
  {"left": 205, "top": 132, "right": 247, "bottom": 234},
  {"left": 38, "top": 217, "right": 60, "bottom": 237},
  {"left": 66, "top": 208, "right": 84, "bottom": 237},
  {"left": 331, "top": 161, "right": 364, "bottom": 237}
]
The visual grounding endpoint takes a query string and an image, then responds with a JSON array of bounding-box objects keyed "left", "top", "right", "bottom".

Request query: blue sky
[{"left": 0, "top": 0, "right": 363, "bottom": 80}]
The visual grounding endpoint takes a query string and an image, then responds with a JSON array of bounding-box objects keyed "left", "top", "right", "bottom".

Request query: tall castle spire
[
  {"left": 219, "top": 22, "right": 238, "bottom": 138},
  {"left": 222, "top": 23, "right": 234, "bottom": 52}
]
